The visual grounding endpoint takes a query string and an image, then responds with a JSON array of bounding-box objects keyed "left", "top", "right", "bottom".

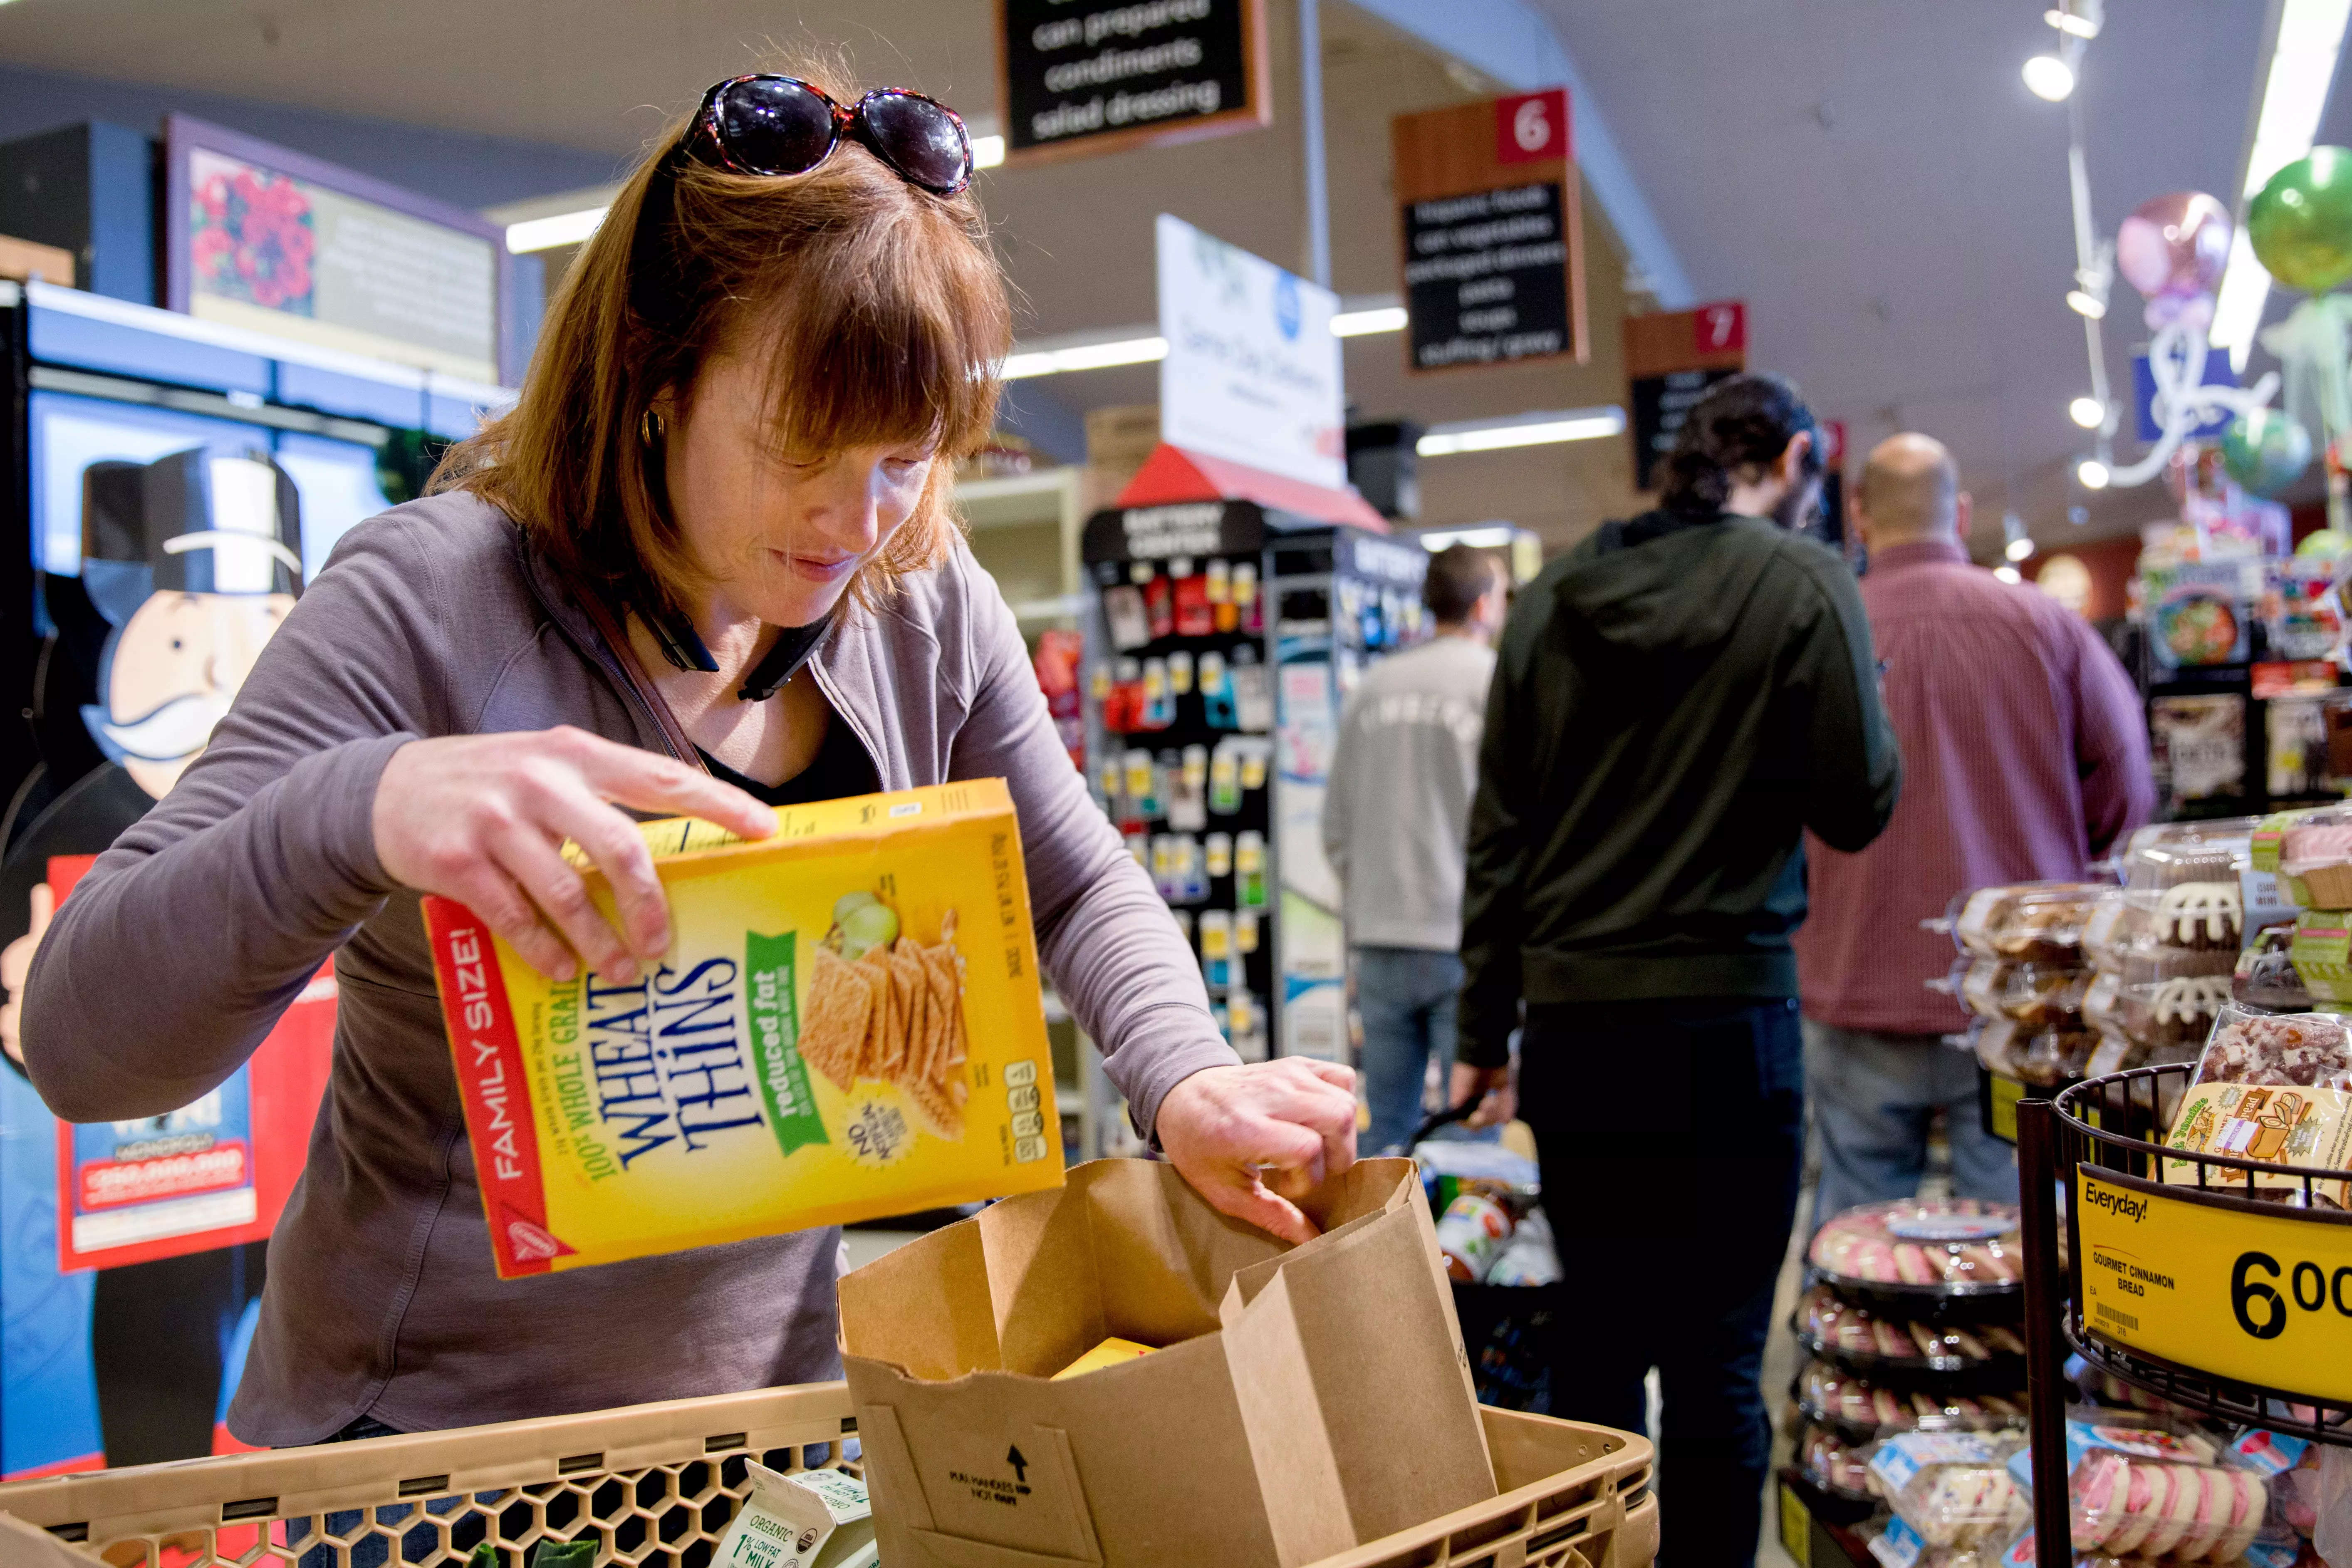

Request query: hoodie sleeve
[
  {"left": 1792, "top": 553, "right": 1901, "bottom": 854},
  {"left": 1455, "top": 631, "right": 1526, "bottom": 1069}
]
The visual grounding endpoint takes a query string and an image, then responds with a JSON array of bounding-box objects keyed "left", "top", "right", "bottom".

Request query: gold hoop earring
[{"left": 640, "top": 409, "right": 666, "bottom": 446}]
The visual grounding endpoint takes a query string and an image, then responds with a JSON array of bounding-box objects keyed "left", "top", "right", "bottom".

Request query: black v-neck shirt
[{"left": 696, "top": 713, "right": 877, "bottom": 808}]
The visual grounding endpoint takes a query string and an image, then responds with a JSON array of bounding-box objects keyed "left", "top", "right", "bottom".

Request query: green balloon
[
  {"left": 2250, "top": 148, "right": 2352, "bottom": 292},
  {"left": 2222, "top": 407, "right": 2314, "bottom": 496}
]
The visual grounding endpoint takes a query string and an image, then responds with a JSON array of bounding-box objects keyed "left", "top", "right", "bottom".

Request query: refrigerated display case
[
  {"left": 0, "top": 277, "right": 509, "bottom": 1476},
  {"left": 1078, "top": 498, "right": 1428, "bottom": 1073}
]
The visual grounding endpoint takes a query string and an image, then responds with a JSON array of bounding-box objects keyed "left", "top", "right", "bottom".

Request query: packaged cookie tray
[
  {"left": 1807, "top": 1198, "right": 2025, "bottom": 1308},
  {"left": 1793, "top": 1357, "right": 2025, "bottom": 1446},
  {"left": 1791, "top": 1284, "right": 2026, "bottom": 1383},
  {"left": 1947, "top": 882, "right": 2114, "bottom": 964}
]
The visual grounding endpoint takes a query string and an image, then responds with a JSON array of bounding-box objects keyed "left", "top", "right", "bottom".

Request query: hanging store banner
[
  {"left": 999, "top": 0, "right": 1268, "bottom": 165},
  {"left": 1625, "top": 301, "right": 1748, "bottom": 491},
  {"left": 1391, "top": 90, "right": 1585, "bottom": 372},
  {"left": 1156, "top": 213, "right": 1345, "bottom": 490}
]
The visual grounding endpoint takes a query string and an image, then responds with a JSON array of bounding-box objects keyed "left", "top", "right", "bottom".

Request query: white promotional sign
[{"left": 1155, "top": 213, "right": 1345, "bottom": 490}]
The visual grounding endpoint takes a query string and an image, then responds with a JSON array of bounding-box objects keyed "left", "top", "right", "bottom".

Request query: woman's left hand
[{"left": 1156, "top": 1059, "right": 1359, "bottom": 1244}]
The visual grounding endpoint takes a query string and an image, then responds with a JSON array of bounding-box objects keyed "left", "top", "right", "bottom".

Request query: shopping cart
[{"left": 1411, "top": 1104, "right": 1562, "bottom": 1413}]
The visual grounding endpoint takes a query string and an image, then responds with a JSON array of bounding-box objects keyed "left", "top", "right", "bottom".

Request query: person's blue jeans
[
  {"left": 1354, "top": 946, "right": 1464, "bottom": 1155},
  {"left": 1518, "top": 996, "right": 1805, "bottom": 1568},
  {"left": 1803, "top": 1019, "right": 2019, "bottom": 1229}
]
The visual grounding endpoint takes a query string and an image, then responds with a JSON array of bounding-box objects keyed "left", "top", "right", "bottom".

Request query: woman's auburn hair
[{"left": 433, "top": 56, "right": 1013, "bottom": 614}]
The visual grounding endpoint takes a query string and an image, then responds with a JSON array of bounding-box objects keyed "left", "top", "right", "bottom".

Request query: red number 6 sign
[{"left": 1495, "top": 88, "right": 1571, "bottom": 164}]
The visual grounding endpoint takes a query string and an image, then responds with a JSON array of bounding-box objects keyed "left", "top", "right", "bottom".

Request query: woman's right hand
[{"left": 373, "top": 726, "right": 776, "bottom": 986}]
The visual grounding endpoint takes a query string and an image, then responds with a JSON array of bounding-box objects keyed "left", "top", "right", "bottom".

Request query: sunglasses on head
[{"left": 680, "top": 73, "right": 974, "bottom": 197}]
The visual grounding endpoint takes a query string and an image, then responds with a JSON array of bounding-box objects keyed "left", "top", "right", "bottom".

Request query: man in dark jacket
[{"left": 1452, "top": 374, "right": 1899, "bottom": 1568}]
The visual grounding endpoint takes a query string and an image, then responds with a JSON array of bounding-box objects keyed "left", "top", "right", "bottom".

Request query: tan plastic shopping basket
[{"left": 0, "top": 1380, "right": 1654, "bottom": 1568}]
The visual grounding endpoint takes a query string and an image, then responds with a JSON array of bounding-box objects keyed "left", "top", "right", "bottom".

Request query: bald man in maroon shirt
[{"left": 1793, "top": 434, "right": 2153, "bottom": 1224}]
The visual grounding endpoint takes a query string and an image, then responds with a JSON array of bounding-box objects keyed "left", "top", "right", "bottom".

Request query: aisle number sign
[{"left": 2077, "top": 1168, "right": 2352, "bottom": 1403}]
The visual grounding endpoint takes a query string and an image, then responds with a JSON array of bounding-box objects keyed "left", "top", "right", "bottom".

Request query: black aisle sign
[
  {"left": 1000, "top": 0, "right": 1264, "bottom": 162},
  {"left": 1402, "top": 182, "right": 1571, "bottom": 370},
  {"left": 1630, "top": 367, "right": 1742, "bottom": 492}
]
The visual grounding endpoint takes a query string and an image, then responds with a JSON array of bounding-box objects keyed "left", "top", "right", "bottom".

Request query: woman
[{"left": 21, "top": 62, "right": 1356, "bottom": 1446}]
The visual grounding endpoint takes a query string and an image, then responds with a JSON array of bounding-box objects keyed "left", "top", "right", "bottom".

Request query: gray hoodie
[{"left": 21, "top": 492, "right": 1237, "bottom": 1444}]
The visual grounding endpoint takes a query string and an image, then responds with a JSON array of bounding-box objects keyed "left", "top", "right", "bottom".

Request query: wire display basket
[{"left": 2047, "top": 1063, "right": 2352, "bottom": 1441}]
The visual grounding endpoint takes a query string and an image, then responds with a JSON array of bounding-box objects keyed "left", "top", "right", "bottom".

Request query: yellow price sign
[
  {"left": 2076, "top": 1168, "right": 2352, "bottom": 1403},
  {"left": 1777, "top": 1481, "right": 1811, "bottom": 1566},
  {"left": 1986, "top": 1071, "right": 2023, "bottom": 1143}
]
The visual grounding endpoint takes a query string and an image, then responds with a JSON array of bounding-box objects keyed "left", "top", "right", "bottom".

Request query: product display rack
[
  {"left": 2016, "top": 1068, "right": 2352, "bottom": 1568},
  {"left": 1079, "top": 498, "right": 1428, "bottom": 1065}
]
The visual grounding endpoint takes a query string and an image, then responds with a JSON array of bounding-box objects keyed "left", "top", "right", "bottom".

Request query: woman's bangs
[{"left": 758, "top": 243, "right": 1002, "bottom": 463}]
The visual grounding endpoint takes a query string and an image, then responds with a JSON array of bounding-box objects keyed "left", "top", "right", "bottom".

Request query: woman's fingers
[
  {"left": 1198, "top": 1168, "right": 1319, "bottom": 1246},
  {"left": 534, "top": 785, "right": 673, "bottom": 961},
  {"left": 447, "top": 858, "right": 581, "bottom": 984},
  {"left": 566, "top": 729, "right": 778, "bottom": 841},
  {"left": 489, "top": 821, "right": 641, "bottom": 985}
]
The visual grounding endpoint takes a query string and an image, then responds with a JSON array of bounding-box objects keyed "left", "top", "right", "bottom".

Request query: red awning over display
[{"left": 1114, "top": 443, "right": 1390, "bottom": 530}]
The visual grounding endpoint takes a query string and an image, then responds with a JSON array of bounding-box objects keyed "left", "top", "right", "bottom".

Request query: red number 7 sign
[{"left": 1696, "top": 300, "right": 1746, "bottom": 353}]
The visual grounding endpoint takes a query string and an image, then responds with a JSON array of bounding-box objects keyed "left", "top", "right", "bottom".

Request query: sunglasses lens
[
  {"left": 714, "top": 78, "right": 837, "bottom": 174},
  {"left": 860, "top": 92, "right": 971, "bottom": 193}
]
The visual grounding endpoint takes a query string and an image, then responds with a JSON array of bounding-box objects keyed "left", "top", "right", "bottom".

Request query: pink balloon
[{"left": 2117, "top": 191, "right": 2233, "bottom": 300}]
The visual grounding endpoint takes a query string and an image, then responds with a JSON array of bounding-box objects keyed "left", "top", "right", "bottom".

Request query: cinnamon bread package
[{"left": 421, "top": 778, "right": 1063, "bottom": 1277}]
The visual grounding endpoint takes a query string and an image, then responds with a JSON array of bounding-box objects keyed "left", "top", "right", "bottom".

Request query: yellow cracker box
[{"left": 422, "top": 778, "right": 1064, "bottom": 1278}]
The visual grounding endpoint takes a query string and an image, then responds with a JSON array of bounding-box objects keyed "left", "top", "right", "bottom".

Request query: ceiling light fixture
[
  {"left": 2077, "top": 458, "right": 2111, "bottom": 489},
  {"left": 1418, "top": 408, "right": 1626, "bottom": 456},
  {"left": 1333, "top": 305, "right": 1409, "bottom": 337},
  {"left": 2023, "top": 54, "right": 2077, "bottom": 102},
  {"left": 1416, "top": 525, "right": 1519, "bottom": 550},
  {"left": 2065, "top": 288, "right": 2107, "bottom": 319},
  {"left": 1000, "top": 335, "right": 1169, "bottom": 379},
  {"left": 2068, "top": 395, "right": 2105, "bottom": 428},
  {"left": 1994, "top": 565, "right": 2025, "bottom": 584},
  {"left": 503, "top": 134, "right": 1008, "bottom": 256},
  {"left": 2212, "top": 0, "right": 2352, "bottom": 367},
  {"left": 2044, "top": 6, "right": 2100, "bottom": 39},
  {"left": 507, "top": 207, "right": 606, "bottom": 253},
  {"left": 2005, "top": 535, "right": 2036, "bottom": 562}
]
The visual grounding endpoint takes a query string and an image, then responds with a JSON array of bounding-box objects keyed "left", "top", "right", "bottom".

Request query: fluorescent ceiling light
[
  {"left": 2078, "top": 458, "right": 2111, "bottom": 489},
  {"left": 2044, "top": 7, "right": 2099, "bottom": 39},
  {"left": 1995, "top": 565, "right": 2024, "bottom": 584},
  {"left": 2214, "top": 0, "right": 2352, "bottom": 367},
  {"left": 507, "top": 206, "right": 606, "bottom": 253},
  {"left": 1417, "top": 525, "right": 1518, "bottom": 550},
  {"left": 1000, "top": 335, "right": 1168, "bottom": 379},
  {"left": 2069, "top": 396, "right": 2105, "bottom": 428},
  {"left": 2065, "top": 289, "right": 2107, "bottom": 319},
  {"left": 1419, "top": 407, "right": 1626, "bottom": 456},
  {"left": 2023, "top": 54, "right": 2077, "bottom": 102},
  {"left": 1334, "top": 305, "right": 1409, "bottom": 337},
  {"left": 2005, "top": 535, "right": 2036, "bottom": 561},
  {"left": 504, "top": 137, "right": 1003, "bottom": 255}
]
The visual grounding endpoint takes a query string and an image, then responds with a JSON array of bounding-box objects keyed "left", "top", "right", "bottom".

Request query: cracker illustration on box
[{"left": 422, "top": 779, "right": 1063, "bottom": 1277}]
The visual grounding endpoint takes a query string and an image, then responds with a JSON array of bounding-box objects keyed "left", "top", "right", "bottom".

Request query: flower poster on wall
[{"left": 166, "top": 116, "right": 511, "bottom": 386}]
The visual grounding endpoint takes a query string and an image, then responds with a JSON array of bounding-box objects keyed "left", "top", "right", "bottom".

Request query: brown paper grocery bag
[{"left": 839, "top": 1157, "right": 1494, "bottom": 1568}]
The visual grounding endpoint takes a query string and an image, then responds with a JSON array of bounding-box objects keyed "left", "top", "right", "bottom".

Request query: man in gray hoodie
[{"left": 1322, "top": 545, "right": 1508, "bottom": 1155}]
